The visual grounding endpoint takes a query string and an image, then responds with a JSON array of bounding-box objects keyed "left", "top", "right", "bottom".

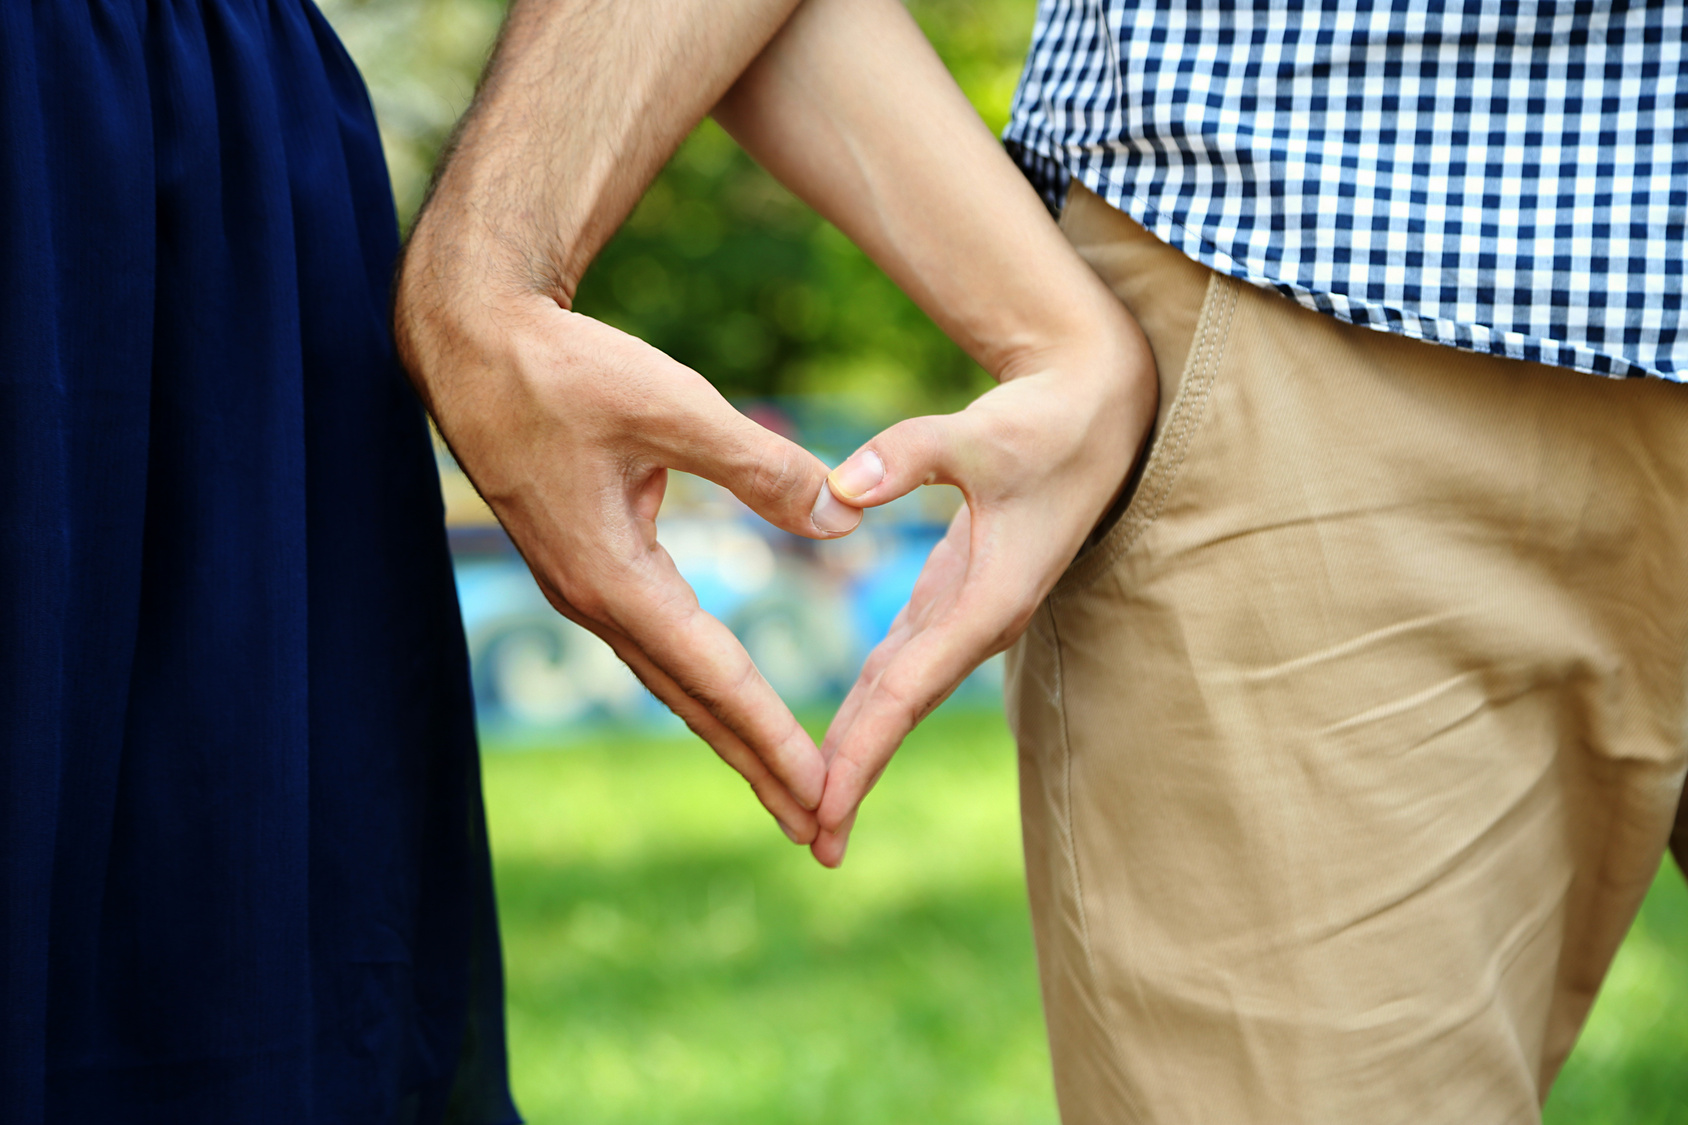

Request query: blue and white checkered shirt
[{"left": 1004, "top": 1, "right": 1687, "bottom": 381}]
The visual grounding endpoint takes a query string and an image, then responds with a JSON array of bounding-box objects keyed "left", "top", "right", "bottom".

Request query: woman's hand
[
  {"left": 810, "top": 315, "right": 1158, "bottom": 865},
  {"left": 711, "top": 0, "right": 1163, "bottom": 865}
]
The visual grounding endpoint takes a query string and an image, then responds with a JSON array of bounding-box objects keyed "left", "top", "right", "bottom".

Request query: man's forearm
[
  {"left": 391, "top": 0, "right": 860, "bottom": 842},
  {"left": 713, "top": 0, "right": 1135, "bottom": 380}
]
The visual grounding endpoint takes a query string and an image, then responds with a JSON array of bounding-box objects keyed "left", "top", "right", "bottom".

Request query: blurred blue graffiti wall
[{"left": 442, "top": 399, "right": 1002, "bottom": 739}]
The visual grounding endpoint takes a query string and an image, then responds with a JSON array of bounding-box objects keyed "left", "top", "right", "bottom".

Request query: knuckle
[
  {"left": 665, "top": 612, "right": 759, "bottom": 710},
  {"left": 566, "top": 586, "right": 613, "bottom": 627},
  {"left": 744, "top": 442, "right": 808, "bottom": 509},
  {"left": 874, "top": 674, "right": 932, "bottom": 732},
  {"left": 684, "top": 657, "right": 759, "bottom": 716},
  {"left": 550, "top": 578, "right": 611, "bottom": 627},
  {"left": 544, "top": 561, "right": 633, "bottom": 628},
  {"left": 885, "top": 414, "right": 965, "bottom": 485},
  {"left": 888, "top": 415, "right": 941, "bottom": 460},
  {"left": 973, "top": 418, "right": 1037, "bottom": 476}
]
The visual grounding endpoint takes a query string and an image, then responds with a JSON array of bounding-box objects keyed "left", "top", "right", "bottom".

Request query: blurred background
[{"left": 318, "top": 1, "right": 1688, "bottom": 1121}]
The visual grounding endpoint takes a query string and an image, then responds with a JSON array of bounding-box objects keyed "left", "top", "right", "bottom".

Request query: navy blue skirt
[{"left": 0, "top": 1, "right": 517, "bottom": 1121}]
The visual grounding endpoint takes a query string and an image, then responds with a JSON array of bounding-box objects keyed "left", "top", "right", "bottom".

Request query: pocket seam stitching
[{"left": 1053, "top": 275, "right": 1238, "bottom": 599}]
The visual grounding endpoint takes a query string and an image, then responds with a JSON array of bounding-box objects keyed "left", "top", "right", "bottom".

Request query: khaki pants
[{"left": 1006, "top": 185, "right": 1688, "bottom": 1124}]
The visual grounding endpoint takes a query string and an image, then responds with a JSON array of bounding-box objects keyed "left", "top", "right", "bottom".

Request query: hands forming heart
[
  {"left": 609, "top": 313, "right": 1156, "bottom": 868},
  {"left": 398, "top": 258, "right": 1154, "bottom": 863},
  {"left": 781, "top": 353, "right": 1156, "bottom": 867},
  {"left": 393, "top": 0, "right": 1158, "bottom": 866},
  {"left": 806, "top": 341, "right": 1154, "bottom": 865},
  {"left": 397, "top": 276, "right": 854, "bottom": 844}
]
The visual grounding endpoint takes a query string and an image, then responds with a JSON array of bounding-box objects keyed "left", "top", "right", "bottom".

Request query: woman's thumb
[{"left": 826, "top": 415, "right": 957, "bottom": 510}]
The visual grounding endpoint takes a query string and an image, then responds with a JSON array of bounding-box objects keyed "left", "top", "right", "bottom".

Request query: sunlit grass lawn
[
  {"left": 483, "top": 710, "right": 1688, "bottom": 1124},
  {"left": 1549, "top": 857, "right": 1688, "bottom": 1124}
]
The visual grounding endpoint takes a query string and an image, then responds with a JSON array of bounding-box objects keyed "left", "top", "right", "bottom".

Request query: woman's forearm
[{"left": 713, "top": 0, "right": 1138, "bottom": 381}]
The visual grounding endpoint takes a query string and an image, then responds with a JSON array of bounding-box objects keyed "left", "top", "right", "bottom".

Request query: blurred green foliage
[{"left": 321, "top": 0, "right": 1033, "bottom": 414}]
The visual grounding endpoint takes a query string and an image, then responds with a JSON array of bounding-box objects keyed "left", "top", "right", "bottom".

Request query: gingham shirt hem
[{"left": 1012, "top": 140, "right": 1664, "bottom": 382}]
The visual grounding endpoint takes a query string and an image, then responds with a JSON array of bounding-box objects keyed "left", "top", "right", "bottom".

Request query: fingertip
[
  {"left": 748, "top": 767, "right": 819, "bottom": 841},
  {"left": 810, "top": 829, "right": 847, "bottom": 868},
  {"left": 816, "top": 760, "right": 868, "bottom": 831},
  {"left": 828, "top": 448, "right": 885, "bottom": 501},
  {"left": 810, "top": 481, "right": 863, "bottom": 536},
  {"left": 783, "top": 739, "right": 827, "bottom": 812},
  {"left": 779, "top": 817, "right": 816, "bottom": 846}
]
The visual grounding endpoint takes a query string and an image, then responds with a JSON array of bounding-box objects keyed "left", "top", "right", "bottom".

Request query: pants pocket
[{"left": 1059, "top": 268, "right": 1239, "bottom": 595}]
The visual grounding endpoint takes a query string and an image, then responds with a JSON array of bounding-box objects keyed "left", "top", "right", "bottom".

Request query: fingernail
[
  {"left": 779, "top": 820, "right": 804, "bottom": 844},
  {"left": 828, "top": 449, "right": 885, "bottom": 500},
  {"left": 811, "top": 483, "right": 861, "bottom": 536}
]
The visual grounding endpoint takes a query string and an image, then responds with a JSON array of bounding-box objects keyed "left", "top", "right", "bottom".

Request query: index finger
[
  {"left": 596, "top": 551, "right": 828, "bottom": 811},
  {"left": 583, "top": 618, "right": 820, "bottom": 842},
  {"left": 812, "top": 590, "right": 1015, "bottom": 864}
]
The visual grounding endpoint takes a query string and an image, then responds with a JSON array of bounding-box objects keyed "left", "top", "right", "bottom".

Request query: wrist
[
  {"left": 993, "top": 288, "right": 1155, "bottom": 404},
  {"left": 394, "top": 211, "right": 556, "bottom": 439},
  {"left": 406, "top": 159, "right": 578, "bottom": 305},
  {"left": 970, "top": 291, "right": 1158, "bottom": 507}
]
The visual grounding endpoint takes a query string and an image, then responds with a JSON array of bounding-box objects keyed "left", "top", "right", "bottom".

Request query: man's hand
[
  {"left": 392, "top": 0, "right": 863, "bottom": 840},
  {"left": 809, "top": 325, "right": 1156, "bottom": 865},
  {"left": 398, "top": 244, "right": 863, "bottom": 841}
]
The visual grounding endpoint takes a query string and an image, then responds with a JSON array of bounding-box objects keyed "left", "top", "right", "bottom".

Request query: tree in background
[{"left": 322, "top": 0, "right": 1033, "bottom": 416}]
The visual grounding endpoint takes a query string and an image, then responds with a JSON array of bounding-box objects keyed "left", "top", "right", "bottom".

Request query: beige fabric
[{"left": 1006, "top": 184, "right": 1688, "bottom": 1125}]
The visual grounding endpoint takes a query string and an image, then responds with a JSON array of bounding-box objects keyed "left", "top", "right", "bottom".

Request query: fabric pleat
[{"left": 0, "top": 2, "right": 517, "bottom": 1121}]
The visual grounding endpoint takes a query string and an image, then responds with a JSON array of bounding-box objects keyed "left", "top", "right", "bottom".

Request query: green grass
[
  {"left": 483, "top": 710, "right": 1053, "bottom": 1125},
  {"left": 483, "top": 711, "right": 1688, "bottom": 1124},
  {"left": 1546, "top": 861, "right": 1688, "bottom": 1124}
]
